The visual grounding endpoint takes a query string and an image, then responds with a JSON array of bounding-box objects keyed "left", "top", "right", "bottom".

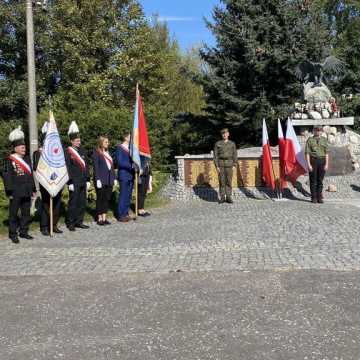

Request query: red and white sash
[
  {"left": 67, "top": 146, "right": 86, "bottom": 170},
  {"left": 9, "top": 154, "right": 32, "bottom": 176},
  {"left": 120, "top": 143, "right": 130, "bottom": 153},
  {"left": 98, "top": 150, "right": 113, "bottom": 170}
]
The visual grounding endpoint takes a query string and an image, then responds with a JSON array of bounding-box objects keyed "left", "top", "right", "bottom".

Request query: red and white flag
[
  {"left": 284, "top": 118, "right": 307, "bottom": 184},
  {"left": 262, "top": 119, "right": 276, "bottom": 190},
  {"left": 278, "top": 119, "right": 287, "bottom": 191}
]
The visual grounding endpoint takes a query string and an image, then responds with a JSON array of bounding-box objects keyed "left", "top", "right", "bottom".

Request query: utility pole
[{"left": 25, "top": 0, "right": 38, "bottom": 160}]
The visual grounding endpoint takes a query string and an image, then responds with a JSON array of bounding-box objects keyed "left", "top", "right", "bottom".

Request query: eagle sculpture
[{"left": 295, "top": 56, "right": 346, "bottom": 87}]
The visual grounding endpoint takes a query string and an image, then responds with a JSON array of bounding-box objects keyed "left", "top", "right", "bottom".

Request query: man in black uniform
[
  {"left": 65, "top": 121, "right": 90, "bottom": 231},
  {"left": 2, "top": 126, "right": 36, "bottom": 243},
  {"left": 33, "top": 122, "right": 63, "bottom": 235}
]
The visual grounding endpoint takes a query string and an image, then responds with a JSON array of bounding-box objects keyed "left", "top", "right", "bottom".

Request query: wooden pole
[
  {"left": 135, "top": 172, "right": 138, "bottom": 219},
  {"left": 50, "top": 196, "right": 54, "bottom": 237}
]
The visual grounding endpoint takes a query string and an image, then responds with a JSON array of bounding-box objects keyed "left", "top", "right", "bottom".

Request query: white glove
[
  {"left": 96, "top": 179, "right": 102, "bottom": 189},
  {"left": 68, "top": 184, "right": 74, "bottom": 192},
  {"left": 147, "top": 176, "right": 153, "bottom": 194},
  {"left": 86, "top": 182, "right": 91, "bottom": 191},
  {"left": 114, "top": 179, "right": 118, "bottom": 187}
]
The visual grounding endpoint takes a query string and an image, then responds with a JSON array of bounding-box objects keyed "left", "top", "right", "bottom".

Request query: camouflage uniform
[
  {"left": 305, "top": 136, "right": 329, "bottom": 202},
  {"left": 214, "top": 140, "right": 237, "bottom": 202}
]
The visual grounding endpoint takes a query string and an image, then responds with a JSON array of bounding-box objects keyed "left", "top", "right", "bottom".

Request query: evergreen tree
[{"left": 201, "top": 0, "right": 331, "bottom": 144}]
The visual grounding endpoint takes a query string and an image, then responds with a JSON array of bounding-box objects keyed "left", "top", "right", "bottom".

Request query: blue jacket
[
  {"left": 114, "top": 144, "right": 134, "bottom": 181},
  {"left": 92, "top": 149, "right": 115, "bottom": 186}
]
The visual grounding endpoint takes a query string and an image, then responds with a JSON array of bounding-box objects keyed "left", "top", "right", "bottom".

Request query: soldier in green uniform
[
  {"left": 214, "top": 128, "right": 237, "bottom": 203},
  {"left": 305, "top": 126, "right": 329, "bottom": 203}
]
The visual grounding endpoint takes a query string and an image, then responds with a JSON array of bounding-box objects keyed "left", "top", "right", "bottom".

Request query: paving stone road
[
  {"left": 2, "top": 198, "right": 360, "bottom": 359},
  {"left": 1, "top": 198, "right": 360, "bottom": 275}
]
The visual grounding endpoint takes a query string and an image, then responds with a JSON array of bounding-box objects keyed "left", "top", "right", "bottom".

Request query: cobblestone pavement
[
  {"left": 1, "top": 271, "right": 360, "bottom": 360},
  {"left": 1, "top": 198, "right": 360, "bottom": 275}
]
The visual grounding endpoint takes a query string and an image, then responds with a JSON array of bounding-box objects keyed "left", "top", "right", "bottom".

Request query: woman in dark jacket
[{"left": 92, "top": 136, "right": 115, "bottom": 225}]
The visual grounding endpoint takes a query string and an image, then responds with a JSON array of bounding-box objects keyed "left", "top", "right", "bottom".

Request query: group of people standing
[{"left": 1, "top": 122, "right": 152, "bottom": 244}]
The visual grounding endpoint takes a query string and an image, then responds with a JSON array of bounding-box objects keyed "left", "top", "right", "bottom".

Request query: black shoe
[
  {"left": 68, "top": 225, "right": 76, "bottom": 232},
  {"left": 41, "top": 229, "right": 50, "bottom": 236},
  {"left": 53, "top": 227, "right": 63, "bottom": 234},
  {"left": 103, "top": 220, "right": 111, "bottom": 225},
  {"left": 311, "top": 198, "right": 318, "bottom": 204},
  {"left": 19, "top": 233, "right": 34, "bottom": 240},
  {"left": 226, "top": 198, "right": 233, "bottom": 204},
  {"left": 75, "top": 223, "right": 90, "bottom": 229},
  {"left": 10, "top": 236, "right": 19, "bottom": 244},
  {"left": 97, "top": 220, "right": 104, "bottom": 226},
  {"left": 218, "top": 199, "right": 226, "bottom": 204},
  {"left": 138, "top": 212, "right": 151, "bottom": 217},
  {"left": 318, "top": 198, "right": 324, "bottom": 204}
]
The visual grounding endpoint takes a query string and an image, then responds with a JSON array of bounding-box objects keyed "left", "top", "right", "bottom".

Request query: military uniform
[
  {"left": 214, "top": 140, "right": 237, "bottom": 202},
  {"left": 305, "top": 135, "right": 329, "bottom": 202},
  {"left": 2, "top": 154, "right": 36, "bottom": 242},
  {"left": 65, "top": 146, "right": 90, "bottom": 229}
]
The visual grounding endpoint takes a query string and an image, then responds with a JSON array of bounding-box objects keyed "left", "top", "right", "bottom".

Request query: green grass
[{"left": 0, "top": 171, "right": 171, "bottom": 236}]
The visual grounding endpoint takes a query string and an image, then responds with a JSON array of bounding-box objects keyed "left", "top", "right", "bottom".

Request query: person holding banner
[
  {"left": 33, "top": 122, "right": 63, "bottom": 236},
  {"left": 2, "top": 126, "right": 36, "bottom": 243},
  {"left": 114, "top": 132, "right": 134, "bottom": 223},
  {"left": 92, "top": 136, "right": 116, "bottom": 225},
  {"left": 137, "top": 155, "right": 152, "bottom": 217},
  {"left": 65, "top": 121, "right": 91, "bottom": 231}
]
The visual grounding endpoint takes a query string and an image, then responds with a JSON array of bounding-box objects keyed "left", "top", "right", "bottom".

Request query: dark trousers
[
  {"left": 67, "top": 184, "right": 87, "bottom": 226},
  {"left": 96, "top": 185, "right": 112, "bottom": 215},
  {"left": 218, "top": 167, "right": 233, "bottom": 200},
  {"left": 40, "top": 186, "right": 62, "bottom": 231},
  {"left": 9, "top": 196, "right": 31, "bottom": 237},
  {"left": 118, "top": 179, "right": 133, "bottom": 218},
  {"left": 309, "top": 157, "right": 326, "bottom": 200},
  {"left": 137, "top": 175, "right": 149, "bottom": 209}
]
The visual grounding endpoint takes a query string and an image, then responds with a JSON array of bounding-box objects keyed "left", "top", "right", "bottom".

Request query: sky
[{"left": 140, "top": 0, "right": 220, "bottom": 50}]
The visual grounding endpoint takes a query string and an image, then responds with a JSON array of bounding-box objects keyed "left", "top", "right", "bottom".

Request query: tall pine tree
[{"left": 201, "top": 0, "right": 331, "bottom": 144}]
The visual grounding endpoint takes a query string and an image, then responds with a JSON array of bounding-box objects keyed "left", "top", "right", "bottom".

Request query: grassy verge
[{"left": 0, "top": 171, "right": 171, "bottom": 236}]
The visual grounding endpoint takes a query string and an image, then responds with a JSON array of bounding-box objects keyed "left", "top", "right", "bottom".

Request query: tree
[{"left": 200, "top": 0, "right": 332, "bottom": 145}]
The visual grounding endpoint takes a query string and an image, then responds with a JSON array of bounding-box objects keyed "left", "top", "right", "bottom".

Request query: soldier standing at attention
[
  {"left": 1, "top": 126, "right": 36, "bottom": 243},
  {"left": 214, "top": 128, "right": 237, "bottom": 204},
  {"left": 305, "top": 125, "right": 329, "bottom": 203},
  {"left": 65, "top": 121, "right": 91, "bottom": 231}
]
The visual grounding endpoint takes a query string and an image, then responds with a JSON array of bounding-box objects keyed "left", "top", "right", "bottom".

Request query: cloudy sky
[{"left": 140, "top": 0, "right": 220, "bottom": 50}]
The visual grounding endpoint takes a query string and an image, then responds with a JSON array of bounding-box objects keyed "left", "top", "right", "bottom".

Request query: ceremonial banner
[
  {"left": 278, "top": 119, "right": 287, "bottom": 191},
  {"left": 262, "top": 119, "right": 276, "bottom": 190},
  {"left": 284, "top": 118, "right": 307, "bottom": 184},
  {"left": 36, "top": 111, "right": 69, "bottom": 197},
  {"left": 130, "top": 86, "right": 141, "bottom": 170},
  {"left": 138, "top": 94, "right": 151, "bottom": 158}
]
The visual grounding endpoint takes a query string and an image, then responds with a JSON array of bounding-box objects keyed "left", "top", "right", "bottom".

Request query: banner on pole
[{"left": 36, "top": 111, "right": 69, "bottom": 197}]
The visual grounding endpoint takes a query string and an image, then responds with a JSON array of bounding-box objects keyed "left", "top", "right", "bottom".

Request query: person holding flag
[
  {"left": 33, "top": 120, "right": 65, "bottom": 236},
  {"left": 114, "top": 132, "right": 134, "bottom": 222},
  {"left": 92, "top": 136, "right": 116, "bottom": 225},
  {"left": 2, "top": 126, "right": 36, "bottom": 243},
  {"left": 65, "top": 121, "right": 90, "bottom": 231},
  {"left": 278, "top": 119, "right": 287, "bottom": 194},
  {"left": 134, "top": 87, "right": 152, "bottom": 217}
]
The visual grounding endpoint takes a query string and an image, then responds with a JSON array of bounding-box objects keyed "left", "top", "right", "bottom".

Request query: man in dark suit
[
  {"left": 65, "top": 121, "right": 90, "bottom": 231},
  {"left": 2, "top": 126, "right": 36, "bottom": 243}
]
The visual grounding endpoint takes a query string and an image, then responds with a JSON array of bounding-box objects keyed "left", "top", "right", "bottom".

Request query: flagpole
[
  {"left": 135, "top": 172, "right": 138, "bottom": 219},
  {"left": 50, "top": 196, "right": 54, "bottom": 237}
]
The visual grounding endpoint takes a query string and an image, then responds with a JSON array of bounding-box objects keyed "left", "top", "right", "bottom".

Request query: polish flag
[
  {"left": 262, "top": 119, "right": 276, "bottom": 190},
  {"left": 278, "top": 119, "right": 287, "bottom": 191},
  {"left": 284, "top": 118, "right": 307, "bottom": 184}
]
